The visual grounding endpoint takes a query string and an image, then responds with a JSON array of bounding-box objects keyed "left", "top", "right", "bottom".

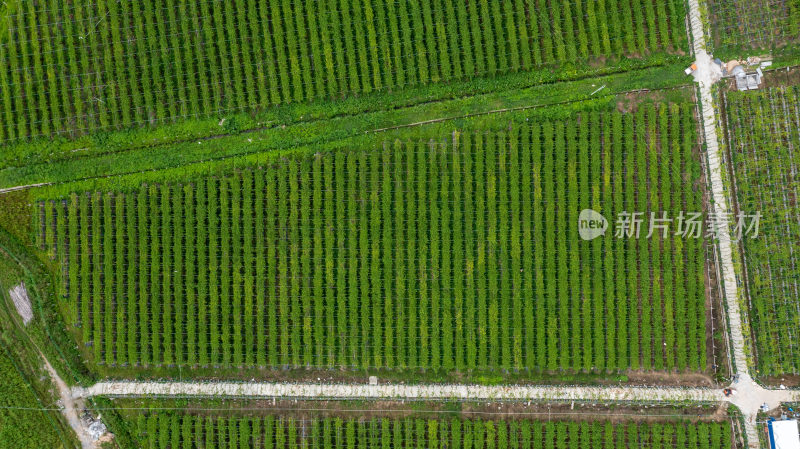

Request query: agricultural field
[
  {"left": 722, "top": 83, "right": 800, "bottom": 378},
  {"left": 0, "top": 257, "right": 76, "bottom": 449},
  {"left": 0, "top": 347, "right": 69, "bottom": 449},
  {"left": 35, "top": 103, "right": 713, "bottom": 377},
  {"left": 707, "top": 0, "right": 800, "bottom": 55},
  {"left": 0, "top": 0, "right": 690, "bottom": 141},
  {"left": 0, "top": 66, "right": 693, "bottom": 190},
  {"left": 2, "top": 0, "right": 795, "bottom": 445},
  {"left": 105, "top": 411, "right": 735, "bottom": 449}
]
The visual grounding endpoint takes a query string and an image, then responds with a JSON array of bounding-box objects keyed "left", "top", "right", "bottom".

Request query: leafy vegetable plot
[{"left": 38, "top": 105, "right": 709, "bottom": 375}]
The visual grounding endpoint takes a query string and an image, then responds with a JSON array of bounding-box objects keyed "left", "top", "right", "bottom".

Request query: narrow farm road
[
  {"left": 75, "top": 381, "right": 726, "bottom": 403},
  {"left": 0, "top": 182, "right": 51, "bottom": 194},
  {"left": 686, "top": 0, "right": 747, "bottom": 381},
  {"left": 41, "top": 353, "right": 95, "bottom": 449}
]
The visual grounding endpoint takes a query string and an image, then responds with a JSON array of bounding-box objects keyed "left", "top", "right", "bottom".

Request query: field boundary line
[
  {"left": 367, "top": 86, "right": 692, "bottom": 133},
  {"left": 0, "top": 85, "right": 691, "bottom": 194}
]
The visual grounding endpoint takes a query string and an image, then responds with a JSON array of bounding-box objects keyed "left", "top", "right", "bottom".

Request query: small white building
[
  {"left": 732, "top": 65, "right": 762, "bottom": 91},
  {"left": 768, "top": 419, "right": 800, "bottom": 449}
]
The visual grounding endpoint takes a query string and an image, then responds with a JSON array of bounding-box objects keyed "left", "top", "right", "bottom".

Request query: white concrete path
[
  {"left": 42, "top": 354, "right": 95, "bottom": 449},
  {"left": 687, "top": 0, "right": 747, "bottom": 381},
  {"left": 75, "top": 381, "right": 725, "bottom": 403}
]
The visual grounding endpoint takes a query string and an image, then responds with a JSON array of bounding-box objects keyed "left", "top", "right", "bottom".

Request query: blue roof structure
[{"left": 769, "top": 420, "right": 800, "bottom": 449}]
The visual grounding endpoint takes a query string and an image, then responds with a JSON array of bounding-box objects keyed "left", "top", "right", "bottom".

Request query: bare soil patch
[
  {"left": 125, "top": 398, "right": 729, "bottom": 424},
  {"left": 9, "top": 282, "right": 32, "bottom": 324},
  {"left": 761, "top": 375, "right": 800, "bottom": 388}
]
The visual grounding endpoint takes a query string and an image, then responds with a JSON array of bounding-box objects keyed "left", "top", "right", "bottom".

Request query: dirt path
[
  {"left": 1, "top": 261, "right": 95, "bottom": 447},
  {"left": 0, "top": 182, "right": 51, "bottom": 194},
  {"left": 40, "top": 353, "right": 94, "bottom": 449}
]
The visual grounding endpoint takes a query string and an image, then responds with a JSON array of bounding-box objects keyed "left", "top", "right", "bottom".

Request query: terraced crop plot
[
  {"left": 116, "top": 414, "right": 734, "bottom": 448},
  {"left": 0, "top": 0, "right": 689, "bottom": 141},
  {"left": 37, "top": 105, "right": 711, "bottom": 375},
  {"left": 723, "top": 84, "right": 800, "bottom": 377}
]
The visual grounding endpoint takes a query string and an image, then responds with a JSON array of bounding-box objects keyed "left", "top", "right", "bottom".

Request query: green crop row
[
  {"left": 708, "top": 0, "right": 800, "bottom": 54},
  {"left": 37, "top": 105, "right": 709, "bottom": 374},
  {"left": 1, "top": 0, "right": 688, "bottom": 141},
  {"left": 122, "top": 414, "right": 732, "bottom": 449},
  {"left": 725, "top": 85, "right": 800, "bottom": 377}
]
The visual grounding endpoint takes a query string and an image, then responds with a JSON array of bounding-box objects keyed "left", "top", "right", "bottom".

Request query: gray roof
[{"left": 735, "top": 71, "right": 762, "bottom": 91}]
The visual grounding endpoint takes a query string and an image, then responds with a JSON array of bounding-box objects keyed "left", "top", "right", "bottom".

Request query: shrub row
[
  {"left": 129, "top": 414, "right": 733, "bottom": 449},
  {"left": 40, "top": 106, "right": 708, "bottom": 373},
  {"left": 1, "top": 0, "right": 688, "bottom": 140}
]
